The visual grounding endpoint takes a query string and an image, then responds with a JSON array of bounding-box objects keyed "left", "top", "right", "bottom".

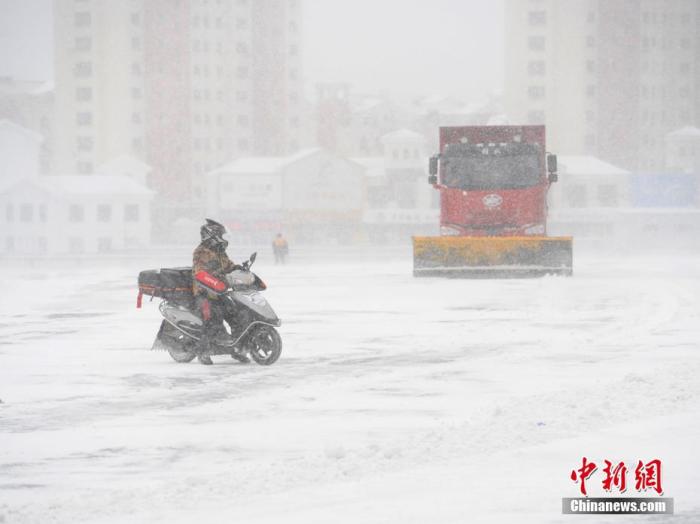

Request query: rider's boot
[
  {"left": 195, "top": 333, "right": 214, "bottom": 365},
  {"left": 197, "top": 353, "right": 213, "bottom": 365}
]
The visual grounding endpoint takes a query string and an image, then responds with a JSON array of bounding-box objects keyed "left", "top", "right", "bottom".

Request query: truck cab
[
  {"left": 413, "top": 124, "right": 572, "bottom": 277},
  {"left": 429, "top": 125, "right": 558, "bottom": 237}
]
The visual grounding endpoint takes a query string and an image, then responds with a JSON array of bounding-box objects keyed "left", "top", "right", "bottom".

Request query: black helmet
[{"left": 200, "top": 218, "right": 228, "bottom": 249}]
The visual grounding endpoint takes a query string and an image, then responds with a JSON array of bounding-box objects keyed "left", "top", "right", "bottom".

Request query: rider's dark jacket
[{"left": 192, "top": 242, "right": 236, "bottom": 298}]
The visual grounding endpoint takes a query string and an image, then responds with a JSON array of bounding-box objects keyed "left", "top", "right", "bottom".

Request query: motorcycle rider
[{"left": 193, "top": 218, "right": 238, "bottom": 365}]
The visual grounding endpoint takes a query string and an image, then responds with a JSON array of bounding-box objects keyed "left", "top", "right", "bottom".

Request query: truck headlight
[
  {"left": 524, "top": 224, "right": 545, "bottom": 235},
  {"left": 440, "top": 225, "right": 462, "bottom": 236}
]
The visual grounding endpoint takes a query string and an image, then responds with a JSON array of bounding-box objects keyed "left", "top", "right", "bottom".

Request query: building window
[
  {"left": 237, "top": 115, "right": 249, "bottom": 127},
  {"left": 74, "top": 62, "right": 92, "bottom": 78},
  {"left": 598, "top": 185, "right": 618, "bottom": 207},
  {"left": 585, "top": 134, "right": 596, "bottom": 148},
  {"left": 77, "top": 136, "right": 93, "bottom": 151},
  {"left": 528, "top": 61, "right": 546, "bottom": 76},
  {"left": 97, "top": 237, "right": 112, "bottom": 253},
  {"left": 132, "top": 87, "right": 142, "bottom": 99},
  {"left": 237, "top": 138, "right": 249, "bottom": 151},
  {"left": 236, "top": 42, "right": 248, "bottom": 54},
  {"left": 69, "top": 237, "right": 84, "bottom": 254},
  {"left": 237, "top": 91, "right": 248, "bottom": 101},
  {"left": 132, "top": 37, "right": 141, "bottom": 50},
  {"left": 586, "top": 60, "right": 595, "bottom": 73},
  {"left": 586, "top": 36, "right": 596, "bottom": 47},
  {"left": 39, "top": 204, "right": 47, "bottom": 222},
  {"left": 77, "top": 112, "right": 92, "bottom": 126},
  {"left": 586, "top": 85, "right": 596, "bottom": 97},
  {"left": 37, "top": 237, "right": 47, "bottom": 254},
  {"left": 6, "top": 237, "right": 14, "bottom": 253},
  {"left": 528, "top": 11, "right": 546, "bottom": 25},
  {"left": 76, "top": 87, "right": 92, "bottom": 101},
  {"left": 6, "top": 204, "right": 14, "bottom": 222},
  {"left": 19, "top": 204, "right": 33, "bottom": 222},
  {"left": 75, "top": 37, "right": 92, "bottom": 51},
  {"left": 237, "top": 66, "right": 249, "bottom": 78},
  {"left": 124, "top": 204, "right": 140, "bottom": 222},
  {"left": 69, "top": 204, "right": 84, "bottom": 222},
  {"left": 528, "top": 85, "right": 545, "bottom": 99},
  {"left": 75, "top": 12, "right": 91, "bottom": 27},
  {"left": 131, "top": 13, "right": 140, "bottom": 25},
  {"left": 97, "top": 204, "right": 111, "bottom": 222},
  {"left": 131, "top": 63, "right": 141, "bottom": 76},
  {"left": 567, "top": 185, "right": 587, "bottom": 208}
]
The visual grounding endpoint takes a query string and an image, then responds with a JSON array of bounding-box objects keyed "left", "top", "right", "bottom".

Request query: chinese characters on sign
[{"left": 570, "top": 458, "right": 663, "bottom": 496}]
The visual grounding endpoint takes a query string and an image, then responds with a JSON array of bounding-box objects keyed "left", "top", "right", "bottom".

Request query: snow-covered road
[{"left": 1, "top": 250, "right": 699, "bottom": 523}]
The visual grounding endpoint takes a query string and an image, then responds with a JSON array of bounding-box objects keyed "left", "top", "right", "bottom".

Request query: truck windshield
[{"left": 443, "top": 153, "right": 541, "bottom": 190}]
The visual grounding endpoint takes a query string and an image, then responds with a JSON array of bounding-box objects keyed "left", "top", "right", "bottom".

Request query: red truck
[{"left": 413, "top": 125, "right": 573, "bottom": 277}]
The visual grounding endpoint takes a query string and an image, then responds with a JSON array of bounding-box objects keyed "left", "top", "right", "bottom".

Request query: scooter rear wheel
[
  {"left": 157, "top": 321, "right": 197, "bottom": 363},
  {"left": 167, "top": 344, "right": 197, "bottom": 363}
]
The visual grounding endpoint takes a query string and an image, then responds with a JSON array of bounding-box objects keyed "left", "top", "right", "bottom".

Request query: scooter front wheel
[{"left": 246, "top": 325, "right": 282, "bottom": 366}]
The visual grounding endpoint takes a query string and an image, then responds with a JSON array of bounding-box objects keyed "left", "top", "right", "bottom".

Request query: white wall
[
  {"left": 548, "top": 173, "right": 630, "bottom": 210},
  {"left": 0, "top": 181, "right": 152, "bottom": 255},
  {"left": 282, "top": 152, "right": 365, "bottom": 212},
  {"left": 0, "top": 122, "right": 41, "bottom": 181}
]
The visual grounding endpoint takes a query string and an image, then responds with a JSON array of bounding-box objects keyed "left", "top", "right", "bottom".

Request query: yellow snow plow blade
[{"left": 413, "top": 236, "right": 573, "bottom": 278}]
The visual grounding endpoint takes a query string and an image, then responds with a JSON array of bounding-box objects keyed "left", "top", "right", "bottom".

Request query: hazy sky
[
  {"left": 0, "top": 0, "right": 53, "bottom": 81},
  {"left": 303, "top": 0, "right": 504, "bottom": 101},
  {"left": 0, "top": 0, "right": 503, "bottom": 102}
]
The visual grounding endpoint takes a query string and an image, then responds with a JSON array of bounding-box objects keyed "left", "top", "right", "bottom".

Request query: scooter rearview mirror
[{"left": 250, "top": 252, "right": 257, "bottom": 263}]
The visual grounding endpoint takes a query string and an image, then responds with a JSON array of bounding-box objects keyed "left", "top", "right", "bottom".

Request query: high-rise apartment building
[
  {"left": 53, "top": 0, "right": 302, "bottom": 211},
  {"left": 505, "top": 0, "right": 700, "bottom": 172}
]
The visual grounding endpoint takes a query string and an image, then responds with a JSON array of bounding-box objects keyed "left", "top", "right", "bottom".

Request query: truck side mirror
[
  {"left": 547, "top": 154, "right": 557, "bottom": 174},
  {"left": 428, "top": 155, "right": 439, "bottom": 175}
]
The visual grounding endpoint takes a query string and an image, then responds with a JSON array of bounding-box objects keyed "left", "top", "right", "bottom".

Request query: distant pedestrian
[{"left": 272, "top": 233, "right": 289, "bottom": 264}]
